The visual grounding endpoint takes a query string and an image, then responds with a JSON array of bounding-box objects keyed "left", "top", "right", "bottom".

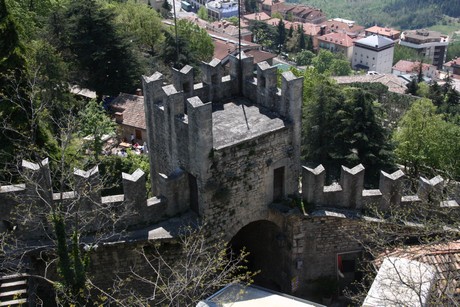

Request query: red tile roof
[
  {"left": 375, "top": 241, "right": 460, "bottom": 297},
  {"left": 444, "top": 58, "right": 460, "bottom": 68},
  {"left": 320, "top": 19, "right": 365, "bottom": 36},
  {"left": 243, "top": 12, "right": 271, "bottom": 21},
  {"left": 392, "top": 60, "right": 434, "bottom": 73},
  {"left": 111, "top": 94, "right": 146, "bottom": 130},
  {"left": 317, "top": 32, "right": 355, "bottom": 48},
  {"left": 245, "top": 49, "right": 276, "bottom": 63},
  {"left": 213, "top": 39, "right": 239, "bottom": 60},
  {"left": 365, "top": 25, "right": 400, "bottom": 38}
]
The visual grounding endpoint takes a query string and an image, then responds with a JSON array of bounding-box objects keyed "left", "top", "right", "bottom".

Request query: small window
[
  {"left": 183, "top": 82, "right": 190, "bottom": 93},
  {"left": 260, "top": 76, "right": 266, "bottom": 88}
]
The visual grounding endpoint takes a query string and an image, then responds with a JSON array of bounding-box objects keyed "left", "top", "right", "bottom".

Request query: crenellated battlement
[
  {"left": 302, "top": 164, "right": 459, "bottom": 211},
  {"left": 142, "top": 54, "right": 304, "bottom": 208},
  {"left": 0, "top": 159, "right": 184, "bottom": 238}
]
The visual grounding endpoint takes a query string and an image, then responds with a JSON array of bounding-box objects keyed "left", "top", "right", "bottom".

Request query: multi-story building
[
  {"left": 206, "top": 0, "right": 239, "bottom": 20},
  {"left": 269, "top": 2, "right": 326, "bottom": 24},
  {"left": 365, "top": 25, "right": 400, "bottom": 41},
  {"left": 399, "top": 29, "right": 449, "bottom": 70},
  {"left": 317, "top": 32, "right": 355, "bottom": 60},
  {"left": 320, "top": 18, "right": 365, "bottom": 38},
  {"left": 352, "top": 35, "right": 395, "bottom": 74}
]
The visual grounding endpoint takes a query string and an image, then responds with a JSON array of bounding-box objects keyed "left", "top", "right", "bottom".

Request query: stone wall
[
  {"left": 203, "top": 128, "right": 296, "bottom": 238},
  {"left": 302, "top": 164, "right": 459, "bottom": 211}
]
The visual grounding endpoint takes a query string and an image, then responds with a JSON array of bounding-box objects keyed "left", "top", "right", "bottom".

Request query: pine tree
[
  {"left": 54, "top": 0, "right": 141, "bottom": 99},
  {"left": 405, "top": 78, "right": 419, "bottom": 95},
  {"left": 288, "top": 25, "right": 293, "bottom": 38},
  {"left": 277, "top": 19, "right": 286, "bottom": 53},
  {"left": 0, "top": 0, "right": 26, "bottom": 76},
  {"left": 298, "top": 25, "right": 306, "bottom": 50}
]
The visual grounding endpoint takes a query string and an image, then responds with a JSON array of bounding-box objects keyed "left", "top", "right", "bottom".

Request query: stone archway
[{"left": 230, "top": 220, "right": 286, "bottom": 292}]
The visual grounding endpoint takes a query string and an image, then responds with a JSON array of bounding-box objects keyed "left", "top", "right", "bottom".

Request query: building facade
[
  {"left": 352, "top": 35, "right": 395, "bottom": 73},
  {"left": 399, "top": 29, "right": 449, "bottom": 70},
  {"left": 317, "top": 32, "right": 355, "bottom": 60}
]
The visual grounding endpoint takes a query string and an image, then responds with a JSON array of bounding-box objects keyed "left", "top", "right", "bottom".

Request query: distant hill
[{"left": 294, "top": 0, "right": 460, "bottom": 30}]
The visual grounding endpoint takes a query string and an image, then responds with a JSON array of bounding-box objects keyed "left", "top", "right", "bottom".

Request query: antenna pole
[
  {"left": 172, "top": 0, "right": 179, "bottom": 67},
  {"left": 238, "top": 0, "right": 242, "bottom": 95}
]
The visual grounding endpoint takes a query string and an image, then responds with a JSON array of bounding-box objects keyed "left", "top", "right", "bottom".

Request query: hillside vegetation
[{"left": 297, "top": 0, "right": 460, "bottom": 31}]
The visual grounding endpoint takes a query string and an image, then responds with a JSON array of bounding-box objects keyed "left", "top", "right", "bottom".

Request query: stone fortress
[{"left": 1, "top": 54, "right": 459, "bottom": 303}]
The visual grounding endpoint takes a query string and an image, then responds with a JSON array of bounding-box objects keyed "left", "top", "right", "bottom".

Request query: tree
[
  {"left": 446, "top": 41, "right": 460, "bottom": 62},
  {"left": 393, "top": 44, "right": 424, "bottom": 65},
  {"left": 302, "top": 73, "right": 394, "bottom": 183},
  {"left": 78, "top": 99, "right": 116, "bottom": 162},
  {"left": 288, "top": 25, "right": 293, "bottom": 38},
  {"left": 160, "top": 0, "right": 172, "bottom": 19},
  {"left": 312, "top": 50, "right": 335, "bottom": 74},
  {"left": 298, "top": 25, "right": 306, "bottom": 50},
  {"left": 276, "top": 19, "right": 286, "bottom": 53},
  {"left": 0, "top": 0, "right": 26, "bottom": 75},
  {"left": 329, "top": 59, "right": 352, "bottom": 76},
  {"left": 51, "top": 0, "right": 142, "bottom": 98},
  {"left": 405, "top": 77, "right": 419, "bottom": 95},
  {"left": 296, "top": 50, "right": 315, "bottom": 66},
  {"left": 197, "top": 6, "right": 208, "bottom": 21},
  {"left": 176, "top": 19, "right": 214, "bottom": 60},
  {"left": 114, "top": 223, "right": 257, "bottom": 306},
  {"left": 250, "top": 21, "right": 277, "bottom": 51},
  {"left": 393, "top": 98, "right": 460, "bottom": 179},
  {"left": 244, "top": 0, "right": 258, "bottom": 14},
  {"left": 112, "top": 0, "right": 165, "bottom": 56}
]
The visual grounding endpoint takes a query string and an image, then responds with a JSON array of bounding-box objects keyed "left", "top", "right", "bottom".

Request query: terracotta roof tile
[
  {"left": 110, "top": 93, "right": 146, "bottom": 130},
  {"left": 317, "top": 32, "right": 355, "bottom": 47}
]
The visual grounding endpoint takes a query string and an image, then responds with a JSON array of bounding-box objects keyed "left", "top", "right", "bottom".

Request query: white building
[{"left": 352, "top": 35, "right": 395, "bottom": 74}]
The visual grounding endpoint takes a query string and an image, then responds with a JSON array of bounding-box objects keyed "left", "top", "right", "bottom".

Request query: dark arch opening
[{"left": 229, "top": 220, "right": 285, "bottom": 292}]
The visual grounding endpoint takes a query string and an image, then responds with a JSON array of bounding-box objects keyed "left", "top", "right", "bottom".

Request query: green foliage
[
  {"left": 176, "top": 19, "right": 213, "bottom": 63},
  {"left": 160, "top": 19, "right": 214, "bottom": 68},
  {"left": 393, "top": 44, "right": 424, "bottom": 65},
  {"left": 293, "top": 0, "right": 460, "bottom": 29},
  {"left": 271, "top": 12, "right": 283, "bottom": 20},
  {"left": 393, "top": 99, "right": 460, "bottom": 179},
  {"left": 296, "top": 50, "right": 315, "bottom": 66},
  {"left": 51, "top": 0, "right": 142, "bottom": 97},
  {"left": 446, "top": 41, "right": 460, "bottom": 62},
  {"left": 78, "top": 100, "right": 116, "bottom": 161},
  {"left": 112, "top": 0, "right": 165, "bottom": 55},
  {"left": 250, "top": 20, "right": 277, "bottom": 51},
  {"left": 244, "top": 0, "right": 258, "bottom": 13},
  {"left": 224, "top": 16, "right": 239, "bottom": 26},
  {"left": 0, "top": 0, "right": 26, "bottom": 74},
  {"left": 311, "top": 50, "right": 351, "bottom": 76},
  {"left": 405, "top": 78, "right": 419, "bottom": 95},
  {"left": 98, "top": 152, "right": 150, "bottom": 196},
  {"left": 329, "top": 59, "right": 352, "bottom": 76},
  {"left": 53, "top": 213, "right": 90, "bottom": 304},
  {"left": 302, "top": 73, "right": 394, "bottom": 184},
  {"left": 276, "top": 19, "right": 286, "bottom": 53},
  {"left": 197, "top": 6, "right": 208, "bottom": 21}
]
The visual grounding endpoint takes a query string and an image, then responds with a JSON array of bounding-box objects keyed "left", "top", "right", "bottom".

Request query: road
[{"left": 168, "top": 0, "right": 196, "bottom": 19}]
